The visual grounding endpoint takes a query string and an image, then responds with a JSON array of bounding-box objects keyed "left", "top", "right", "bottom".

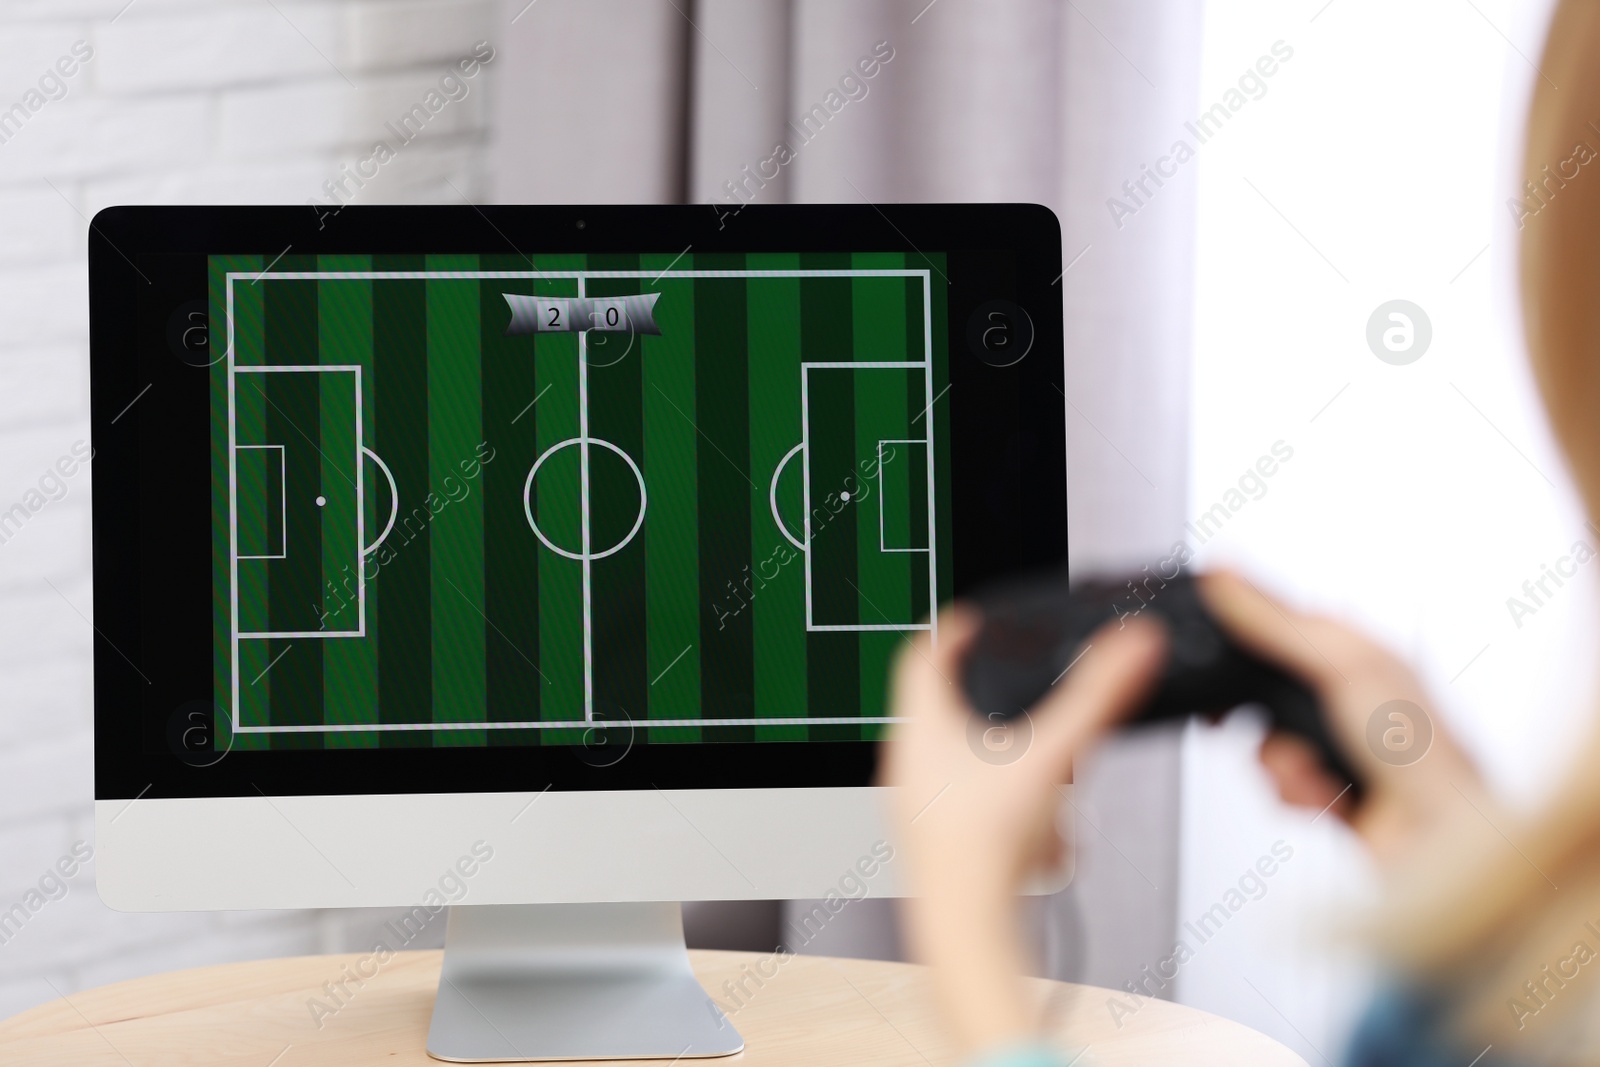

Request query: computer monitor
[{"left": 89, "top": 204, "right": 1067, "bottom": 1061}]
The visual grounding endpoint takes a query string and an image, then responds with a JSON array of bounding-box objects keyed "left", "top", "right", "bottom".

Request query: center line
[{"left": 578, "top": 277, "right": 593, "bottom": 724}]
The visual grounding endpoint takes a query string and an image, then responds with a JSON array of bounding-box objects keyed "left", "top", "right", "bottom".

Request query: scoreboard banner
[{"left": 503, "top": 292, "right": 663, "bottom": 335}]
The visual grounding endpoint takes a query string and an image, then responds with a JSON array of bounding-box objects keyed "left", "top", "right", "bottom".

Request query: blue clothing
[
  {"left": 964, "top": 987, "right": 1517, "bottom": 1067},
  {"left": 963, "top": 1042, "right": 1078, "bottom": 1067},
  {"left": 1343, "top": 985, "right": 1505, "bottom": 1067}
]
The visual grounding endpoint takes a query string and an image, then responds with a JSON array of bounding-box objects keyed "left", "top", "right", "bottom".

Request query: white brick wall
[{"left": 0, "top": 0, "right": 496, "bottom": 1021}]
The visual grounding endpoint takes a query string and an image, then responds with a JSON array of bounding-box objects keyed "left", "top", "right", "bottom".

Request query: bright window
[{"left": 1178, "top": 0, "right": 1585, "bottom": 1055}]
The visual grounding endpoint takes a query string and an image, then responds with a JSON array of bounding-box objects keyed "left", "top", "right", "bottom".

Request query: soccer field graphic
[{"left": 210, "top": 252, "right": 952, "bottom": 750}]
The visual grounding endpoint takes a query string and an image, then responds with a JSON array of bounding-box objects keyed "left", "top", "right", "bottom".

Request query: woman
[{"left": 883, "top": 4, "right": 1600, "bottom": 1064}]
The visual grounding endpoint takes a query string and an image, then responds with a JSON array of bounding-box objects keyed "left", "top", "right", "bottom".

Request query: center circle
[{"left": 522, "top": 437, "right": 647, "bottom": 561}]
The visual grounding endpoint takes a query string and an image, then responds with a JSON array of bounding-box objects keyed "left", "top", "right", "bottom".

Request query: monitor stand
[{"left": 426, "top": 901, "right": 745, "bottom": 1062}]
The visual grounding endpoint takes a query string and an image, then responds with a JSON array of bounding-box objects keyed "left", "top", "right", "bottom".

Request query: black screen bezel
[{"left": 90, "top": 203, "right": 1067, "bottom": 800}]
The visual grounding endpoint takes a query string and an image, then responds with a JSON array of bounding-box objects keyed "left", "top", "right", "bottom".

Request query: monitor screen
[
  {"left": 90, "top": 205, "right": 1065, "bottom": 798},
  {"left": 213, "top": 253, "right": 950, "bottom": 752}
]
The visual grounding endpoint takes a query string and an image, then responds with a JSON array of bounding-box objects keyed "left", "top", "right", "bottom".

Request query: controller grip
[
  {"left": 961, "top": 569, "right": 1367, "bottom": 806},
  {"left": 1255, "top": 677, "right": 1366, "bottom": 805}
]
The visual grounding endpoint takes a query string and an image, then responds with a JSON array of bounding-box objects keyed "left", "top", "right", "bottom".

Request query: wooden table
[{"left": 0, "top": 949, "right": 1307, "bottom": 1065}]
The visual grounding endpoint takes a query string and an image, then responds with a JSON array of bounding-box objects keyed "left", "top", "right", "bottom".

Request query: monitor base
[{"left": 425, "top": 901, "right": 745, "bottom": 1062}]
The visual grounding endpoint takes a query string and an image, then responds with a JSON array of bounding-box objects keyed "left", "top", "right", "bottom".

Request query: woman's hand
[
  {"left": 880, "top": 606, "right": 1166, "bottom": 1055},
  {"left": 1199, "top": 570, "right": 1485, "bottom": 863}
]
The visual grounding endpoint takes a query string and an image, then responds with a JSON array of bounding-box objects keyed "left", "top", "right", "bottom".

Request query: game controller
[{"left": 962, "top": 569, "right": 1365, "bottom": 800}]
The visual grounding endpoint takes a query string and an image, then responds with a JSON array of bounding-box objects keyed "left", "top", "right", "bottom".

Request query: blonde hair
[{"left": 1379, "top": 0, "right": 1600, "bottom": 1053}]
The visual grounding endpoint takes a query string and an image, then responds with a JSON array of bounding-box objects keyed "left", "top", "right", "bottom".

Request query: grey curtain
[{"left": 492, "top": 0, "right": 1202, "bottom": 989}]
